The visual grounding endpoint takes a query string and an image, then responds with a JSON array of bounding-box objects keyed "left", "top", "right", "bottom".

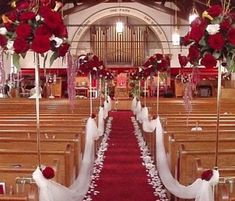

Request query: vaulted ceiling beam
[
  {"left": 134, "top": 0, "right": 188, "bottom": 20},
  {"left": 63, "top": 0, "right": 107, "bottom": 16}
]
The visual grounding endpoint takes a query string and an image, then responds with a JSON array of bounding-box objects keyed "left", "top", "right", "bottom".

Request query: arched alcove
[{"left": 70, "top": 6, "right": 170, "bottom": 62}]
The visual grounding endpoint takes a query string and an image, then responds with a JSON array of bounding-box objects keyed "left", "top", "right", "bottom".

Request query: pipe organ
[{"left": 91, "top": 25, "right": 147, "bottom": 66}]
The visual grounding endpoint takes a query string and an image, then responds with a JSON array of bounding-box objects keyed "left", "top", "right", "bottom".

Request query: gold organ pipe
[
  {"left": 115, "top": 26, "right": 117, "bottom": 63},
  {"left": 108, "top": 27, "right": 111, "bottom": 62},
  {"left": 124, "top": 26, "right": 127, "bottom": 63},
  {"left": 128, "top": 27, "right": 131, "bottom": 63},
  {"left": 119, "top": 31, "right": 121, "bottom": 63},
  {"left": 126, "top": 27, "right": 129, "bottom": 62},
  {"left": 137, "top": 27, "right": 140, "bottom": 65},
  {"left": 97, "top": 27, "right": 100, "bottom": 59}
]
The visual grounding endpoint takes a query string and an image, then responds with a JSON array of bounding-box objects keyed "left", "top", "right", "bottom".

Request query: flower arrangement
[
  {"left": 181, "top": 1, "right": 235, "bottom": 71},
  {"left": 0, "top": 0, "right": 70, "bottom": 67},
  {"left": 77, "top": 53, "right": 102, "bottom": 75},
  {"left": 77, "top": 53, "right": 114, "bottom": 80},
  {"left": 130, "top": 53, "right": 170, "bottom": 80},
  {"left": 41, "top": 166, "right": 55, "bottom": 179}
]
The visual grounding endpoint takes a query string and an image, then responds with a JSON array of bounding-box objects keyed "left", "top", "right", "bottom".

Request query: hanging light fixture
[
  {"left": 172, "top": 0, "right": 180, "bottom": 46},
  {"left": 172, "top": 28, "right": 180, "bottom": 46},
  {"left": 116, "top": 0, "right": 124, "bottom": 33},
  {"left": 189, "top": 2, "right": 199, "bottom": 24},
  {"left": 116, "top": 21, "right": 124, "bottom": 33}
]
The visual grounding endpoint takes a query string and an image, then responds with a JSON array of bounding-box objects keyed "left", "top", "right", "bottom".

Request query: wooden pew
[
  {"left": 178, "top": 145, "right": 235, "bottom": 185},
  {"left": 0, "top": 195, "right": 29, "bottom": 201},
  {"left": 0, "top": 145, "right": 75, "bottom": 187},
  {"left": 168, "top": 135, "right": 235, "bottom": 176},
  {"left": 0, "top": 160, "right": 59, "bottom": 200},
  {"left": 0, "top": 136, "right": 82, "bottom": 176}
]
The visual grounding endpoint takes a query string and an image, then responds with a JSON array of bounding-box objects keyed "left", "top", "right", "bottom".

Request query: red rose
[
  {"left": 188, "top": 45, "right": 200, "bottom": 64},
  {"left": 227, "top": 28, "right": 235, "bottom": 46},
  {"left": 178, "top": 54, "right": 188, "bottom": 68},
  {"left": 31, "top": 35, "right": 51, "bottom": 53},
  {"left": 91, "top": 113, "right": 96, "bottom": 118},
  {"left": 200, "top": 53, "right": 217, "bottom": 68},
  {"left": 35, "top": 25, "right": 52, "bottom": 38},
  {"left": 16, "top": 1, "right": 30, "bottom": 12},
  {"left": 207, "top": 5, "right": 223, "bottom": 18},
  {"left": 155, "top": 53, "right": 164, "bottom": 61},
  {"left": 7, "top": 11, "right": 17, "bottom": 22},
  {"left": 158, "top": 59, "right": 168, "bottom": 72},
  {"left": 54, "top": 24, "right": 68, "bottom": 38},
  {"left": 19, "top": 12, "right": 36, "bottom": 21},
  {"left": 208, "top": 33, "right": 225, "bottom": 50},
  {"left": 42, "top": 166, "right": 55, "bottom": 179},
  {"left": 13, "top": 38, "right": 29, "bottom": 54},
  {"left": 4, "top": 22, "right": 14, "bottom": 32},
  {"left": 58, "top": 43, "right": 70, "bottom": 57},
  {"left": 201, "top": 169, "right": 213, "bottom": 181},
  {"left": 0, "top": 35, "right": 7, "bottom": 48},
  {"left": 16, "top": 23, "right": 32, "bottom": 39},
  {"left": 220, "top": 19, "right": 231, "bottom": 31},
  {"left": 40, "top": 0, "right": 52, "bottom": 6},
  {"left": 190, "top": 18, "right": 207, "bottom": 42},
  {"left": 40, "top": 6, "right": 62, "bottom": 30},
  {"left": 182, "top": 32, "right": 192, "bottom": 46}
]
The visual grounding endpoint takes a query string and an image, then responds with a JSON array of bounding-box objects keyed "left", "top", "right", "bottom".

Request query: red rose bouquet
[
  {"left": 181, "top": 1, "right": 235, "bottom": 71},
  {"left": 130, "top": 53, "right": 170, "bottom": 80},
  {"left": 0, "top": 0, "right": 70, "bottom": 67}
]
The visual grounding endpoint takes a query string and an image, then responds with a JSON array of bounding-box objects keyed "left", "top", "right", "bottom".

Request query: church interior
[{"left": 0, "top": 0, "right": 234, "bottom": 201}]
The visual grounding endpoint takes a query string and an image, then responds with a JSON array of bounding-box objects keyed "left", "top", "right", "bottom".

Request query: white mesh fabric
[
  {"left": 33, "top": 117, "right": 99, "bottom": 201},
  {"left": 155, "top": 117, "right": 217, "bottom": 201}
]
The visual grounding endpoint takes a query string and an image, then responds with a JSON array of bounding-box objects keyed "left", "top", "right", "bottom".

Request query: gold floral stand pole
[
  {"left": 35, "top": 53, "right": 41, "bottom": 167},
  {"left": 215, "top": 63, "right": 222, "bottom": 168}
]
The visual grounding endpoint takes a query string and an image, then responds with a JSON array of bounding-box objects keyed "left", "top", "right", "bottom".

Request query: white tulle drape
[
  {"left": 135, "top": 101, "right": 142, "bottom": 121},
  {"left": 134, "top": 103, "right": 157, "bottom": 133},
  {"left": 33, "top": 116, "right": 100, "bottom": 201},
  {"left": 155, "top": 117, "right": 219, "bottom": 201},
  {"left": 103, "top": 96, "right": 112, "bottom": 119},
  {"left": 131, "top": 97, "right": 137, "bottom": 114},
  {"left": 107, "top": 95, "right": 112, "bottom": 111},
  {"left": 98, "top": 106, "right": 104, "bottom": 136}
]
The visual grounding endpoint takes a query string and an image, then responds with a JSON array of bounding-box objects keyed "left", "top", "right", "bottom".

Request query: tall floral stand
[{"left": 35, "top": 54, "right": 42, "bottom": 167}]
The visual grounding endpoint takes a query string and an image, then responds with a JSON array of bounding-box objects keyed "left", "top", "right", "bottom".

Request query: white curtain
[
  {"left": 155, "top": 117, "right": 219, "bottom": 201},
  {"left": 33, "top": 117, "right": 100, "bottom": 201}
]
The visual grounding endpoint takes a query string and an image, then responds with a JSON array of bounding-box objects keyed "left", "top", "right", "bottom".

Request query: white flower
[
  {"left": 0, "top": 27, "right": 7, "bottom": 35},
  {"left": 50, "top": 36, "right": 63, "bottom": 48},
  {"left": 35, "top": 14, "right": 42, "bottom": 22},
  {"left": 206, "top": 24, "right": 220, "bottom": 35}
]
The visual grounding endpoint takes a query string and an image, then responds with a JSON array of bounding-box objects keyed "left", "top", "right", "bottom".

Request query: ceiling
[{"left": 0, "top": 0, "right": 234, "bottom": 21}]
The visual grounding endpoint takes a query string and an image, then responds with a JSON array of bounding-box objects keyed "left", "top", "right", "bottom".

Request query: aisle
[{"left": 88, "top": 111, "right": 165, "bottom": 201}]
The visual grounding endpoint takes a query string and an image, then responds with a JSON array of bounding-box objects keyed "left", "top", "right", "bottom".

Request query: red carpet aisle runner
[{"left": 84, "top": 111, "right": 168, "bottom": 201}]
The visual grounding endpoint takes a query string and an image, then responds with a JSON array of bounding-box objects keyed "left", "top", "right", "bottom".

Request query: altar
[{"left": 115, "top": 73, "right": 129, "bottom": 99}]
